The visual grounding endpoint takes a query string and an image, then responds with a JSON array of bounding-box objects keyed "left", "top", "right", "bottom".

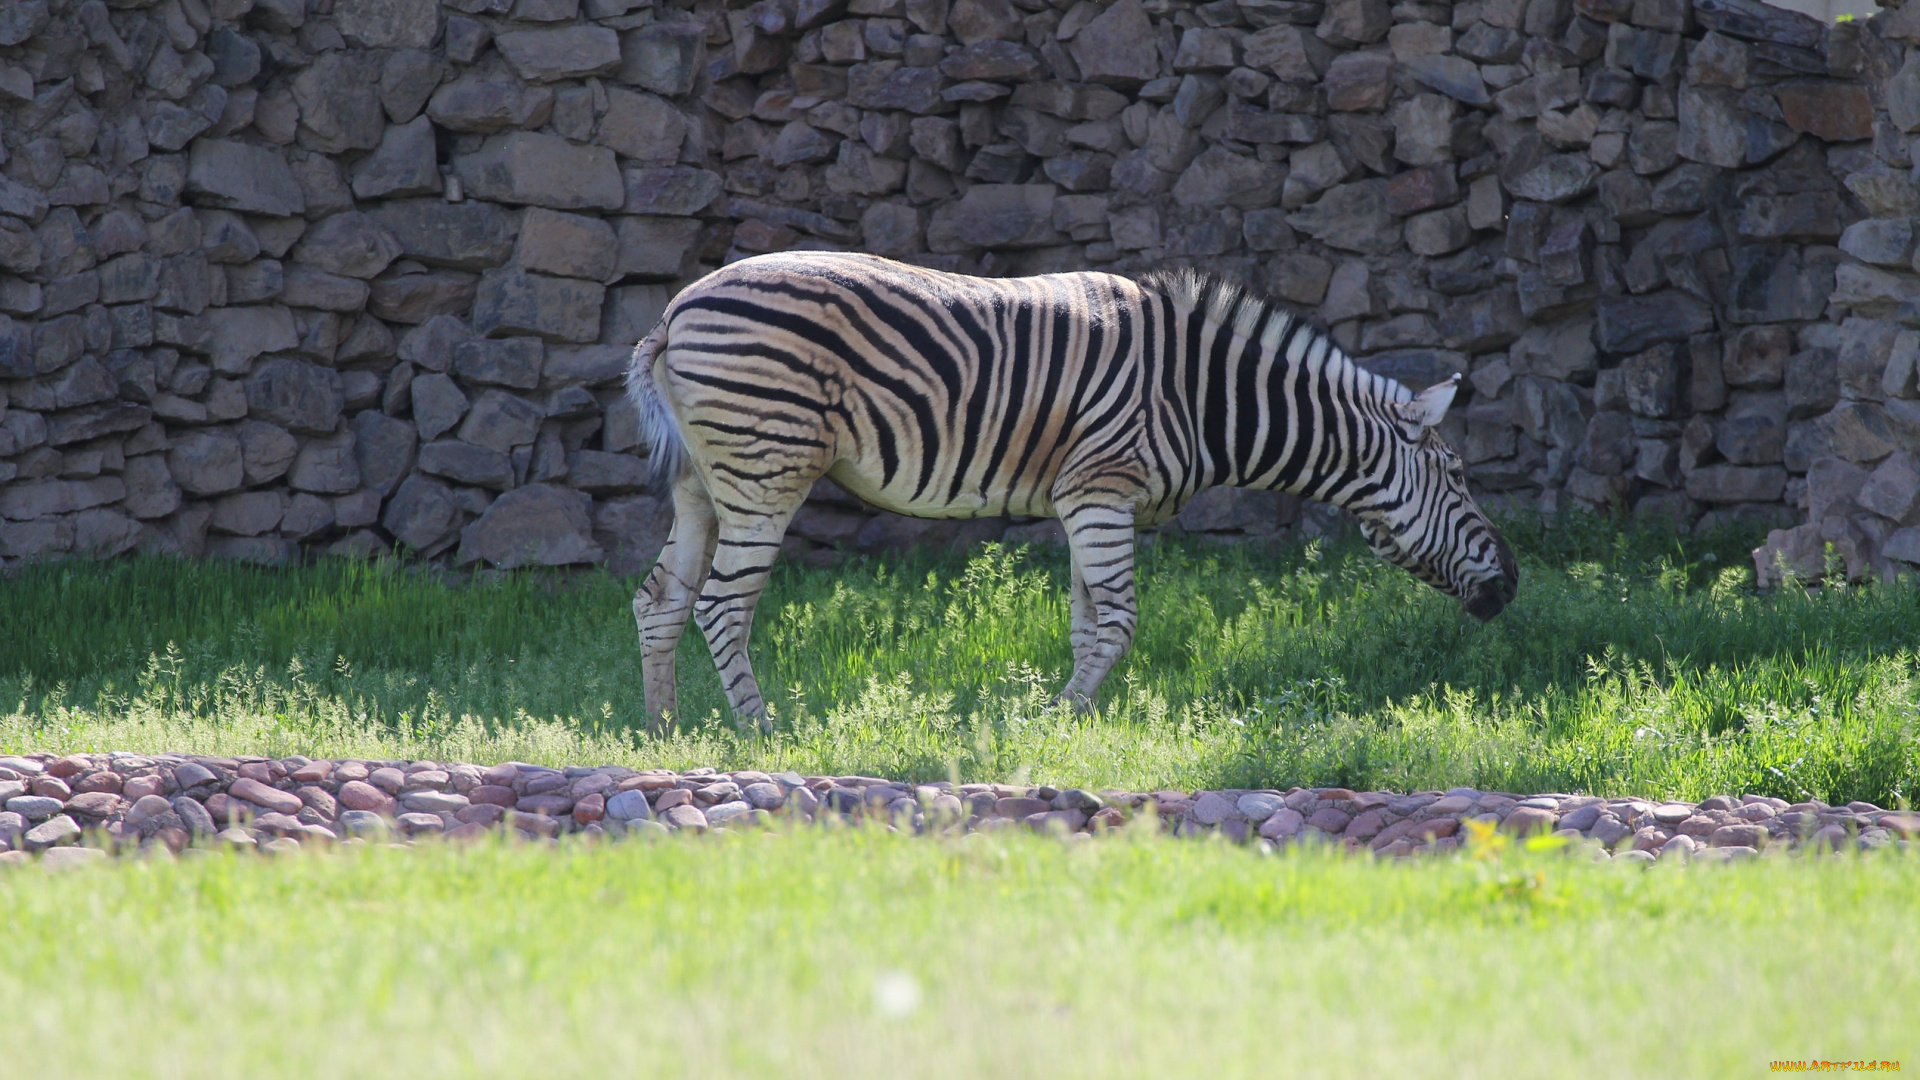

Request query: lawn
[
  {"left": 0, "top": 827, "right": 1914, "bottom": 1078},
  {"left": 3, "top": 513, "right": 1917, "bottom": 803}
]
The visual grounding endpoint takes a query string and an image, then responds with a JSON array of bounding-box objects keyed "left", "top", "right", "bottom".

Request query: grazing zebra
[{"left": 627, "top": 252, "right": 1517, "bottom": 729}]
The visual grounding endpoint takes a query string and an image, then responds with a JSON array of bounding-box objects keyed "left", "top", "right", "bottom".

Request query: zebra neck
[{"left": 1164, "top": 290, "right": 1403, "bottom": 508}]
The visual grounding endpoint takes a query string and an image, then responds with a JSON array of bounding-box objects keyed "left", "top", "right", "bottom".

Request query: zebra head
[{"left": 1354, "top": 375, "right": 1518, "bottom": 622}]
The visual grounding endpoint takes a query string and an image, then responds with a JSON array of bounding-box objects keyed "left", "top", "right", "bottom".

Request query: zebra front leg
[
  {"left": 1068, "top": 558, "right": 1097, "bottom": 675},
  {"left": 1054, "top": 502, "right": 1139, "bottom": 712},
  {"left": 692, "top": 506, "right": 801, "bottom": 733},
  {"left": 634, "top": 472, "right": 719, "bottom": 732}
]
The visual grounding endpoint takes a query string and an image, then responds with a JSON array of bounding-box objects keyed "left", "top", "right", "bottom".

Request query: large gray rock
[
  {"left": 516, "top": 209, "right": 618, "bottom": 281},
  {"left": 455, "top": 337, "right": 545, "bottom": 389},
  {"left": 622, "top": 168, "right": 725, "bottom": 216},
  {"left": 1069, "top": 0, "right": 1160, "bottom": 87},
  {"left": 409, "top": 372, "right": 470, "bottom": 441},
  {"left": 351, "top": 117, "right": 442, "bottom": 200},
  {"left": 1595, "top": 292, "right": 1715, "bottom": 355},
  {"left": 289, "top": 432, "right": 362, "bottom": 494},
  {"left": 417, "top": 439, "right": 515, "bottom": 489},
  {"left": 458, "top": 390, "right": 545, "bottom": 453},
  {"left": 351, "top": 411, "right": 419, "bottom": 497},
  {"left": 593, "top": 494, "right": 672, "bottom": 575},
  {"left": 167, "top": 429, "right": 245, "bottom": 496},
  {"left": 366, "top": 201, "right": 519, "bottom": 271},
  {"left": 369, "top": 270, "right": 480, "bottom": 325},
  {"left": 596, "top": 90, "right": 689, "bottom": 165},
  {"left": 279, "top": 265, "right": 370, "bottom": 312},
  {"left": 201, "top": 305, "right": 299, "bottom": 374},
  {"left": 246, "top": 358, "right": 345, "bottom": 435},
  {"left": 456, "top": 133, "right": 625, "bottom": 211},
  {"left": 428, "top": 68, "right": 556, "bottom": 133},
  {"left": 458, "top": 484, "right": 605, "bottom": 567},
  {"left": 926, "top": 184, "right": 1060, "bottom": 250},
  {"left": 1289, "top": 180, "right": 1400, "bottom": 255},
  {"left": 496, "top": 26, "right": 623, "bottom": 83},
  {"left": 1676, "top": 85, "right": 1745, "bottom": 169},
  {"left": 381, "top": 474, "right": 461, "bottom": 552},
  {"left": 566, "top": 450, "right": 649, "bottom": 493},
  {"left": 211, "top": 490, "right": 287, "bottom": 536},
  {"left": 290, "top": 51, "right": 386, "bottom": 155},
  {"left": 615, "top": 217, "right": 703, "bottom": 280},
  {"left": 186, "top": 141, "right": 305, "bottom": 216},
  {"left": 619, "top": 21, "right": 707, "bottom": 97},
  {"left": 292, "top": 213, "right": 403, "bottom": 280},
  {"left": 122, "top": 455, "right": 183, "bottom": 519},
  {"left": 334, "top": 0, "right": 438, "bottom": 48},
  {"left": 239, "top": 420, "right": 299, "bottom": 485},
  {"left": 472, "top": 269, "right": 605, "bottom": 343},
  {"left": 1172, "top": 147, "right": 1284, "bottom": 209},
  {"left": 846, "top": 62, "right": 951, "bottom": 113}
]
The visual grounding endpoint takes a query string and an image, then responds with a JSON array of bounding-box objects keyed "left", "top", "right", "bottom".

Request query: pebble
[
  {"left": 231, "top": 778, "right": 303, "bottom": 816},
  {"left": 1236, "top": 793, "right": 1285, "bottom": 822},
  {"left": 1502, "top": 806, "right": 1558, "bottom": 836},
  {"left": 41, "top": 846, "right": 108, "bottom": 870},
  {"left": 659, "top": 805, "right": 709, "bottom": 831},
  {"left": 172, "top": 762, "right": 218, "bottom": 789},
  {"left": 742, "top": 782, "right": 787, "bottom": 810},
  {"left": 337, "top": 810, "right": 390, "bottom": 838},
  {"left": 400, "top": 790, "right": 470, "bottom": 814},
  {"left": 1191, "top": 792, "right": 1239, "bottom": 825},
  {"left": 705, "top": 801, "right": 756, "bottom": 826},
  {"left": 6, "top": 796, "right": 66, "bottom": 821},
  {"left": 0, "top": 751, "right": 1910, "bottom": 862},
  {"left": 605, "top": 790, "right": 653, "bottom": 822},
  {"left": 1653, "top": 803, "right": 1695, "bottom": 825},
  {"left": 24, "top": 815, "right": 81, "bottom": 850}
]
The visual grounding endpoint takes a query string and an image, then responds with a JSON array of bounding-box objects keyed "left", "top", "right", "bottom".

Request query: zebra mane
[{"left": 1133, "top": 267, "right": 1414, "bottom": 406}]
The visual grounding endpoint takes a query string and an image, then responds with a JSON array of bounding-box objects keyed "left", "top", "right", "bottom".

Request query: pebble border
[{"left": 3, "top": 752, "right": 1917, "bottom": 869}]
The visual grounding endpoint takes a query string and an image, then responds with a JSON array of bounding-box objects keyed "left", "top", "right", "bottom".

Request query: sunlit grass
[
  {"left": 2, "top": 513, "right": 1917, "bottom": 802},
  {"left": 0, "top": 828, "right": 1914, "bottom": 1077}
]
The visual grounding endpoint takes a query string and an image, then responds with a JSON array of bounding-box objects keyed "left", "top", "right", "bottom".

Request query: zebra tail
[{"left": 625, "top": 320, "right": 688, "bottom": 488}]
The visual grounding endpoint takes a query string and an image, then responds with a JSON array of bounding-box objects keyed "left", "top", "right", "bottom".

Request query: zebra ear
[{"left": 1399, "top": 375, "right": 1459, "bottom": 433}]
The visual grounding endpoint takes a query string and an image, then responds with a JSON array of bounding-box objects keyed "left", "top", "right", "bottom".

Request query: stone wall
[{"left": 0, "top": 0, "right": 1910, "bottom": 573}]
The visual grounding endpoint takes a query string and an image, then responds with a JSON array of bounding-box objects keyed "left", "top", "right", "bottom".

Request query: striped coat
[{"left": 628, "top": 252, "right": 1516, "bottom": 728}]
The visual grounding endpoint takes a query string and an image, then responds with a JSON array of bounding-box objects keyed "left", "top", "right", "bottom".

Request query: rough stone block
[
  {"left": 382, "top": 474, "right": 461, "bottom": 552},
  {"left": 365, "top": 201, "right": 520, "bottom": 271},
  {"left": 352, "top": 117, "right": 442, "bottom": 201},
  {"left": 186, "top": 141, "right": 305, "bottom": 216},
  {"left": 495, "top": 26, "right": 623, "bottom": 83},
  {"left": 516, "top": 209, "right": 618, "bottom": 281},
  {"left": 246, "top": 358, "right": 344, "bottom": 435},
  {"left": 619, "top": 22, "right": 708, "bottom": 97},
  {"left": 167, "top": 429, "right": 244, "bottom": 496},
  {"left": 472, "top": 269, "right": 605, "bottom": 344},
  {"left": 456, "top": 338, "right": 545, "bottom": 390},
  {"left": 456, "top": 133, "right": 626, "bottom": 212},
  {"left": 596, "top": 90, "right": 690, "bottom": 166},
  {"left": 458, "top": 483, "right": 604, "bottom": 568}
]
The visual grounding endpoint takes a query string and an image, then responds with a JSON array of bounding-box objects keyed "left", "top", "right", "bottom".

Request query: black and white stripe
[{"left": 628, "top": 252, "right": 1516, "bottom": 727}]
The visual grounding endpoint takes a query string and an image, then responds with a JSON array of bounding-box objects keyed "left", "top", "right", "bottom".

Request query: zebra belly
[{"left": 823, "top": 459, "right": 1056, "bottom": 520}]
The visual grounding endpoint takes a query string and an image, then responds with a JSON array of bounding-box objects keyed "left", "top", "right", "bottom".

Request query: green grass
[
  {"left": 3, "top": 513, "right": 1918, "bottom": 802},
  {"left": 1, "top": 829, "right": 1915, "bottom": 1076}
]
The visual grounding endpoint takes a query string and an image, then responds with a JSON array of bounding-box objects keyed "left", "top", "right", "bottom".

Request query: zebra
[{"left": 627, "top": 251, "right": 1517, "bottom": 730}]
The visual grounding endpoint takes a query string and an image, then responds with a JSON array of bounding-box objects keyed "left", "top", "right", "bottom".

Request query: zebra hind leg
[
  {"left": 1054, "top": 501, "right": 1139, "bottom": 713},
  {"left": 691, "top": 496, "right": 807, "bottom": 733},
  {"left": 634, "top": 471, "right": 719, "bottom": 732}
]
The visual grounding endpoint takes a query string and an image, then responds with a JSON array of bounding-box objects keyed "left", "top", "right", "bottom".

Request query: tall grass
[{"left": 3, "top": 513, "right": 1916, "bottom": 801}]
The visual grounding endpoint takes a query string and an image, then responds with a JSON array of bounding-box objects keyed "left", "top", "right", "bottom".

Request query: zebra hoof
[{"left": 1053, "top": 690, "right": 1096, "bottom": 715}]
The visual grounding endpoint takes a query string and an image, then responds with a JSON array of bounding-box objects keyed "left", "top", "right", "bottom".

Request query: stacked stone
[
  {"left": 1, "top": 0, "right": 1915, "bottom": 571},
  {"left": 0, "top": 0, "right": 697, "bottom": 574},
  {"left": 1753, "top": 1, "right": 1920, "bottom": 585},
  {"left": 3, "top": 751, "right": 1916, "bottom": 863}
]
